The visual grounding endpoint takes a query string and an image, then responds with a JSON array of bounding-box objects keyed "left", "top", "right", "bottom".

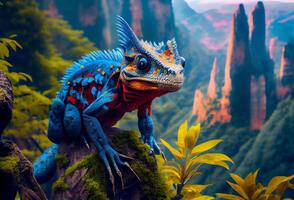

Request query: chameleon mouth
[{"left": 121, "top": 70, "right": 183, "bottom": 91}]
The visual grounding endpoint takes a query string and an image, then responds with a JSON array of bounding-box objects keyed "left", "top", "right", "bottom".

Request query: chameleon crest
[{"left": 117, "top": 16, "right": 184, "bottom": 92}]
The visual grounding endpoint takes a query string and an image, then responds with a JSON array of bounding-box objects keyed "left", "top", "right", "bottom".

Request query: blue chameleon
[{"left": 33, "top": 16, "right": 185, "bottom": 193}]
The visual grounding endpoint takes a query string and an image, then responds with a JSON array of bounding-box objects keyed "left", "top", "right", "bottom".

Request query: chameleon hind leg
[
  {"left": 48, "top": 98, "right": 66, "bottom": 144},
  {"left": 63, "top": 103, "right": 82, "bottom": 140},
  {"left": 82, "top": 102, "right": 138, "bottom": 195}
]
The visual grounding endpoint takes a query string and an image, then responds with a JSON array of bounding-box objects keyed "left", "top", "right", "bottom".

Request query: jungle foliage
[
  {"left": 0, "top": 36, "right": 51, "bottom": 159},
  {"left": 0, "top": 0, "right": 95, "bottom": 92},
  {"left": 0, "top": 0, "right": 95, "bottom": 159}
]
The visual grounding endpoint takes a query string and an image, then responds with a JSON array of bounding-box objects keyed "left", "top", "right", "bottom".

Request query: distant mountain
[
  {"left": 174, "top": 0, "right": 229, "bottom": 52},
  {"left": 187, "top": 2, "right": 294, "bottom": 196},
  {"left": 175, "top": 1, "right": 294, "bottom": 55}
]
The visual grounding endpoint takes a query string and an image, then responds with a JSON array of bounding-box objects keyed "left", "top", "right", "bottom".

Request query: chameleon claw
[
  {"left": 161, "top": 151, "right": 167, "bottom": 162},
  {"left": 116, "top": 170, "right": 124, "bottom": 190},
  {"left": 148, "top": 149, "right": 154, "bottom": 155},
  {"left": 99, "top": 150, "right": 116, "bottom": 195},
  {"left": 118, "top": 153, "right": 134, "bottom": 160},
  {"left": 123, "top": 162, "right": 141, "bottom": 183},
  {"left": 107, "top": 166, "right": 116, "bottom": 195},
  {"left": 81, "top": 136, "right": 90, "bottom": 150}
]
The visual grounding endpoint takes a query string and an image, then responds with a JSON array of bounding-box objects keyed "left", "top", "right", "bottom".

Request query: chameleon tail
[
  {"left": 48, "top": 98, "right": 66, "bottom": 144},
  {"left": 33, "top": 144, "right": 58, "bottom": 184}
]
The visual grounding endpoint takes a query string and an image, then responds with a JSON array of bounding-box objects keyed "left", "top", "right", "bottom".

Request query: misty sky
[{"left": 185, "top": 0, "right": 294, "bottom": 12}]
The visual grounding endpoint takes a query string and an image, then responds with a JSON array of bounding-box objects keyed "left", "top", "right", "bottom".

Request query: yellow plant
[
  {"left": 160, "top": 120, "right": 234, "bottom": 200},
  {"left": 217, "top": 170, "right": 294, "bottom": 200}
]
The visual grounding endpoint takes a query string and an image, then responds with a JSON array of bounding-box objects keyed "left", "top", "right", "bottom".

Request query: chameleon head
[{"left": 116, "top": 16, "right": 185, "bottom": 93}]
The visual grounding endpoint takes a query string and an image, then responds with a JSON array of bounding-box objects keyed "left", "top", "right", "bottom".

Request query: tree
[{"left": 0, "top": 36, "right": 51, "bottom": 160}]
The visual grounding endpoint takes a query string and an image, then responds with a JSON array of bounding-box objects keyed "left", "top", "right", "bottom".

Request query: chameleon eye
[{"left": 136, "top": 55, "right": 150, "bottom": 72}]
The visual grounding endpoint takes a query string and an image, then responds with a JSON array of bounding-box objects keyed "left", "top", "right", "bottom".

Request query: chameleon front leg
[
  {"left": 137, "top": 102, "right": 161, "bottom": 155},
  {"left": 82, "top": 98, "right": 137, "bottom": 194},
  {"left": 82, "top": 114, "right": 122, "bottom": 192}
]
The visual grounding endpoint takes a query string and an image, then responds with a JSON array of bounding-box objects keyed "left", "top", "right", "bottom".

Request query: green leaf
[
  {"left": 19, "top": 73, "right": 33, "bottom": 82},
  {"left": 0, "top": 42, "right": 9, "bottom": 58}
]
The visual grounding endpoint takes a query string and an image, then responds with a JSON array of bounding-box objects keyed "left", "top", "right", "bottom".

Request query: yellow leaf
[
  {"left": 191, "top": 139, "right": 223, "bottom": 155},
  {"left": 216, "top": 193, "right": 244, "bottom": 200},
  {"left": 162, "top": 165, "right": 181, "bottom": 176},
  {"left": 288, "top": 183, "right": 294, "bottom": 189},
  {"left": 266, "top": 175, "right": 294, "bottom": 196},
  {"left": 185, "top": 123, "right": 201, "bottom": 150},
  {"left": 19, "top": 72, "right": 33, "bottom": 82},
  {"left": 161, "top": 168, "right": 181, "bottom": 182},
  {"left": 227, "top": 181, "right": 249, "bottom": 199},
  {"left": 251, "top": 188, "right": 265, "bottom": 200},
  {"left": 178, "top": 120, "right": 188, "bottom": 152},
  {"left": 213, "top": 161, "right": 231, "bottom": 170},
  {"left": 184, "top": 164, "right": 202, "bottom": 184},
  {"left": 191, "top": 196, "right": 214, "bottom": 200},
  {"left": 184, "top": 184, "right": 210, "bottom": 193},
  {"left": 230, "top": 173, "right": 245, "bottom": 188},
  {"left": 160, "top": 138, "right": 183, "bottom": 160},
  {"left": 191, "top": 153, "right": 234, "bottom": 167}
]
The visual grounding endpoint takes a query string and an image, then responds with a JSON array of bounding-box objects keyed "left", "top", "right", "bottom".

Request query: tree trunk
[{"left": 0, "top": 140, "right": 47, "bottom": 200}]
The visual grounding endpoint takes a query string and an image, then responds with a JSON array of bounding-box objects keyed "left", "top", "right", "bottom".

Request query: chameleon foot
[
  {"left": 141, "top": 135, "right": 161, "bottom": 155},
  {"left": 99, "top": 145, "right": 140, "bottom": 195}
]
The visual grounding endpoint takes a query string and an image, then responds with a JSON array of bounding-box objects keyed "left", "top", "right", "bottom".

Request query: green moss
[
  {"left": 52, "top": 178, "right": 69, "bottom": 192},
  {"left": 112, "top": 130, "right": 169, "bottom": 199},
  {"left": 0, "top": 156, "right": 19, "bottom": 174},
  {"left": 63, "top": 154, "right": 91, "bottom": 177},
  {"left": 59, "top": 153, "right": 107, "bottom": 199},
  {"left": 131, "top": 162, "right": 169, "bottom": 200},
  {"left": 55, "top": 154, "right": 69, "bottom": 169},
  {"left": 54, "top": 130, "right": 168, "bottom": 199},
  {"left": 82, "top": 155, "right": 107, "bottom": 200}
]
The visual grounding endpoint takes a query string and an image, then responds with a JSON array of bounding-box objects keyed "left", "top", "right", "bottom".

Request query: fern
[{"left": 1, "top": 37, "right": 52, "bottom": 160}]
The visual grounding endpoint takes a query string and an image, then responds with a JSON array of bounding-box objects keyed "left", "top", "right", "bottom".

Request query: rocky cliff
[
  {"left": 222, "top": 4, "right": 252, "bottom": 126},
  {"left": 280, "top": 42, "right": 294, "bottom": 88},
  {"left": 278, "top": 42, "right": 294, "bottom": 98},
  {"left": 250, "top": 1, "right": 276, "bottom": 125}
]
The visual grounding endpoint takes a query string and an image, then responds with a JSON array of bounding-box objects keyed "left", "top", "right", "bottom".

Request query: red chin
[{"left": 120, "top": 79, "right": 166, "bottom": 101}]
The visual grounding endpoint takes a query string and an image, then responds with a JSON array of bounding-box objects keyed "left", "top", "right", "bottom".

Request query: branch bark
[{"left": 0, "top": 140, "right": 47, "bottom": 200}]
